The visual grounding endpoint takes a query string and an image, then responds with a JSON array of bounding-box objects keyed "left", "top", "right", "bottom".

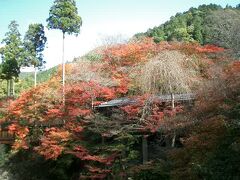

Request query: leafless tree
[
  {"left": 96, "top": 34, "right": 128, "bottom": 49},
  {"left": 133, "top": 50, "right": 197, "bottom": 95}
]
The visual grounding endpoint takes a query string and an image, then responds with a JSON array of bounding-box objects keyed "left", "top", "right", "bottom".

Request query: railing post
[
  {"left": 142, "top": 135, "right": 148, "bottom": 164},
  {"left": 171, "top": 93, "right": 175, "bottom": 109}
]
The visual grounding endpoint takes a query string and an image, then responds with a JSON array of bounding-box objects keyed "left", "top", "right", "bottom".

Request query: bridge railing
[{"left": 0, "top": 130, "right": 15, "bottom": 144}]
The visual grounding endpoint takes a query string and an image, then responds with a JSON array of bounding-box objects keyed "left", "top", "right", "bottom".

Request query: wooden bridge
[
  {"left": 96, "top": 93, "right": 195, "bottom": 108},
  {"left": 0, "top": 93, "right": 195, "bottom": 144}
]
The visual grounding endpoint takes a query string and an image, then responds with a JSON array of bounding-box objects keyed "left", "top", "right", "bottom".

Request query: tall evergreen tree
[
  {"left": 47, "top": 0, "right": 82, "bottom": 104},
  {"left": 24, "top": 23, "right": 47, "bottom": 87},
  {"left": 0, "top": 21, "right": 23, "bottom": 97}
]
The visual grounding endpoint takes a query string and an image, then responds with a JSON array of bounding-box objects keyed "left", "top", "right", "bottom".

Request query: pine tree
[
  {"left": 0, "top": 21, "right": 23, "bottom": 96},
  {"left": 47, "top": 0, "right": 82, "bottom": 104},
  {"left": 24, "top": 23, "right": 47, "bottom": 87}
]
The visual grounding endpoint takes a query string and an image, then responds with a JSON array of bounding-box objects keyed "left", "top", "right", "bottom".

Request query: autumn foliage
[{"left": 1, "top": 38, "right": 233, "bottom": 178}]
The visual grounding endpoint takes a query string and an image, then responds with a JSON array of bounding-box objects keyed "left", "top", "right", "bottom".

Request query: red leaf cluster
[
  {"left": 196, "top": 44, "right": 224, "bottom": 53},
  {"left": 68, "top": 146, "right": 114, "bottom": 165},
  {"left": 103, "top": 38, "right": 158, "bottom": 67},
  {"left": 34, "top": 128, "right": 70, "bottom": 160},
  {"left": 8, "top": 123, "right": 29, "bottom": 150}
]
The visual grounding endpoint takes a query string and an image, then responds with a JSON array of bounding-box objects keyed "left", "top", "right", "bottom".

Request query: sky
[{"left": 0, "top": 0, "right": 239, "bottom": 71}]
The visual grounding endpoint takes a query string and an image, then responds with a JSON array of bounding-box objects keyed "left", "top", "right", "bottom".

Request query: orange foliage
[
  {"left": 103, "top": 38, "right": 158, "bottom": 67},
  {"left": 34, "top": 128, "right": 70, "bottom": 160},
  {"left": 57, "top": 63, "right": 74, "bottom": 77},
  {"left": 46, "top": 108, "right": 63, "bottom": 118},
  {"left": 68, "top": 145, "right": 115, "bottom": 165},
  {"left": 196, "top": 44, "right": 224, "bottom": 53},
  {"left": 224, "top": 61, "right": 240, "bottom": 94},
  {"left": 86, "top": 165, "right": 111, "bottom": 174},
  {"left": 1, "top": 39, "right": 228, "bottom": 177},
  {"left": 226, "top": 61, "right": 240, "bottom": 75},
  {"left": 120, "top": 95, "right": 182, "bottom": 133},
  {"left": 8, "top": 123, "right": 29, "bottom": 150}
]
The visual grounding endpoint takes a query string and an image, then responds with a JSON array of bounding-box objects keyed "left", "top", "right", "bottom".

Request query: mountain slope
[
  {"left": 0, "top": 66, "right": 57, "bottom": 98},
  {"left": 134, "top": 4, "right": 240, "bottom": 57}
]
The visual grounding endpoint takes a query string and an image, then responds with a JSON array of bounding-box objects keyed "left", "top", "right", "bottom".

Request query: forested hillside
[
  {"left": 0, "top": 67, "right": 57, "bottom": 98},
  {"left": 0, "top": 2, "right": 239, "bottom": 180},
  {"left": 135, "top": 4, "right": 240, "bottom": 57}
]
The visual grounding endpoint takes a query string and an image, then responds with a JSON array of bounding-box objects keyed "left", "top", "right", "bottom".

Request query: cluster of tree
[
  {"left": 0, "top": 21, "right": 47, "bottom": 97},
  {"left": 0, "top": 1, "right": 240, "bottom": 180},
  {"left": 135, "top": 4, "right": 240, "bottom": 57},
  {"left": 0, "top": 66, "right": 58, "bottom": 98},
  {"left": 0, "top": 37, "right": 228, "bottom": 179},
  {"left": 168, "top": 61, "right": 240, "bottom": 179},
  {"left": 0, "top": 0, "right": 82, "bottom": 98}
]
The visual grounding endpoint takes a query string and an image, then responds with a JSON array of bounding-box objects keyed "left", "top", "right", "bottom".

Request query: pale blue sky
[{"left": 0, "top": 0, "right": 239, "bottom": 69}]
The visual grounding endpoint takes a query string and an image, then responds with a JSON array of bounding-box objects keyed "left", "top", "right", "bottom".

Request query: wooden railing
[
  {"left": 96, "top": 93, "right": 195, "bottom": 108},
  {"left": 0, "top": 130, "right": 15, "bottom": 144}
]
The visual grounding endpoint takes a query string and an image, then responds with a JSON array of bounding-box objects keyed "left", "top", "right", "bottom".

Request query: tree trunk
[
  {"left": 172, "top": 131, "right": 176, "bottom": 148},
  {"left": 10, "top": 79, "right": 14, "bottom": 97},
  {"left": 6, "top": 80, "right": 10, "bottom": 97},
  {"left": 101, "top": 136, "right": 105, "bottom": 145},
  {"left": 33, "top": 66, "right": 37, "bottom": 117},
  {"left": 142, "top": 135, "right": 148, "bottom": 164},
  {"left": 171, "top": 92, "right": 175, "bottom": 109},
  {"left": 12, "top": 79, "right": 15, "bottom": 96},
  {"left": 62, "top": 32, "right": 65, "bottom": 106},
  {"left": 34, "top": 66, "right": 37, "bottom": 88}
]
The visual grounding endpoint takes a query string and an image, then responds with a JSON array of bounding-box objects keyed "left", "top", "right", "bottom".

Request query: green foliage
[
  {"left": 0, "top": 145, "right": 10, "bottom": 167},
  {"left": 204, "top": 9, "right": 240, "bottom": 57},
  {"left": 23, "top": 23, "right": 47, "bottom": 69},
  {"left": 109, "top": 132, "right": 141, "bottom": 177},
  {"left": 200, "top": 127, "right": 240, "bottom": 180},
  {"left": 5, "top": 150, "right": 80, "bottom": 180},
  {"left": 47, "top": 154, "right": 81, "bottom": 180},
  {"left": 192, "top": 15, "right": 203, "bottom": 44},
  {"left": 135, "top": 4, "right": 240, "bottom": 50},
  {"left": 0, "top": 21, "right": 23, "bottom": 80},
  {"left": 84, "top": 52, "right": 103, "bottom": 62},
  {"left": 0, "top": 66, "right": 57, "bottom": 98},
  {"left": 0, "top": 60, "right": 19, "bottom": 80},
  {"left": 47, "top": 0, "right": 82, "bottom": 35},
  {"left": 130, "top": 161, "right": 170, "bottom": 180},
  {"left": 145, "top": 26, "right": 166, "bottom": 43}
]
